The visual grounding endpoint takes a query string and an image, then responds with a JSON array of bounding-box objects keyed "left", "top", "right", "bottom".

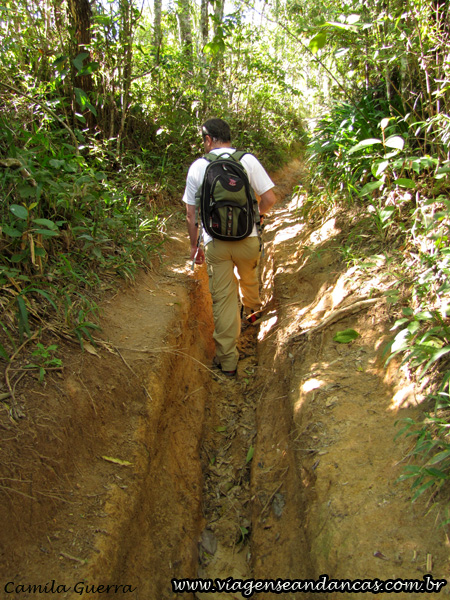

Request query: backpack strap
[
  {"left": 229, "top": 150, "right": 248, "bottom": 162},
  {"left": 203, "top": 150, "right": 248, "bottom": 163}
]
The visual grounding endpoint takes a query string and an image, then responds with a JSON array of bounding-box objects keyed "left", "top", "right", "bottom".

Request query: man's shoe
[
  {"left": 245, "top": 309, "right": 262, "bottom": 325},
  {"left": 212, "top": 356, "right": 237, "bottom": 377},
  {"left": 221, "top": 368, "right": 237, "bottom": 377}
]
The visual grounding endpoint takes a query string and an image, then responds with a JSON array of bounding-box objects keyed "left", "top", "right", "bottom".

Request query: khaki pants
[{"left": 205, "top": 236, "right": 261, "bottom": 371}]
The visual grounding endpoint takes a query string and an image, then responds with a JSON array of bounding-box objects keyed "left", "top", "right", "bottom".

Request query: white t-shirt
[{"left": 182, "top": 147, "right": 275, "bottom": 245}]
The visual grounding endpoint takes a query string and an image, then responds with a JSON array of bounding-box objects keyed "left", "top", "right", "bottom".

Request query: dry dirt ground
[{"left": 1, "top": 160, "right": 450, "bottom": 600}]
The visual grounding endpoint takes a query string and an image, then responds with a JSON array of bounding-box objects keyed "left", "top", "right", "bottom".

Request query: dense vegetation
[
  {"left": 301, "top": 0, "right": 450, "bottom": 504},
  {"left": 1, "top": 0, "right": 450, "bottom": 506},
  {"left": 0, "top": 0, "right": 304, "bottom": 376}
]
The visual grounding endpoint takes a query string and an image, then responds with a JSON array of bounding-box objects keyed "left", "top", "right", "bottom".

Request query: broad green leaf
[
  {"left": 323, "top": 20, "right": 358, "bottom": 31},
  {"left": 309, "top": 32, "right": 327, "bottom": 54},
  {"left": 18, "top": 185, "right": 37, "bottom": 199},
  {"left": 78, "top": 61, "right": 100, "bottom": 76},
  {"left": 372, "top": 160, "right": 389, "bottom": 178},
  {"left": 246, "top": 445, "right": 254, "bottom": 463},
  {"left": 32, "top": 218, "right": 59, "bottom": 230},
  {"left": 75, "top": 101, "right": 86, "bottom": 117},
  {"left": 203, "top": 41, "right": 225, "bottom": 55},
  {"left": 93, "top": 14, "right": 111, "bottom": 24},
  {"left": 392, "top": 317, "right": 410, "bottom": 329},
  {"left": 415, "top": 311, "right": 434, "bottom": 320},
  {"left": 348, "top": 138, "right": 382, "bottom": 154},
  {"left": 74, "top": 88, "right": 98, "bottom": 116},
  {"left": 72, "top": 51, "right": 89, "bottom": 72},
  {"left": 359, "top": 180, "right": 383, "bottom": 196},
  {"left": 53, "top": 55, "right": 68, "bottom": 71},
  {"left": 49, "top": 159, "right": 65, "bottom": 169},
  {"left": 435, "top": 166, "right": 450, "bottom": 180},
  {"left": 10, "top": 204, "right": 29, "bottom": 220},
  {"left": 379, "top": 206, "right": 395, "bottom": 222},
  {"left": 385, "top": 135, "right": 404, "bottom": 150},
  {"left": 333, "top": 329, "right": 360, "bottom": 343},
  {"left": 422, "top": 347, "right": 450, "bottom": 373},
  {"left": 412, "top": 479, "right": 436, "bottom": 501},
  {"left": 397, "top": 467, "right": 422, "bottom": 482},
  {"left": 34, "top": 229, "right": 59, "bottom": 237},
  {"left": 423, "top": 467, "right": 447, "bottom": 479},
  {"left": 2, "top": 224, "right": 23, "bottom": 238},
  {"left": 394, "top": 178, "right": 416, "bottom": 188},
  {"left": 11, "top": 253, "right": 27, "bottom": 263},
  {"left": 407, "top": 320, "right": 421, "bottom": 334}
]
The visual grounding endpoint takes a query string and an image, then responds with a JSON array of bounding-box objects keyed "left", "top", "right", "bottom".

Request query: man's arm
[
  {"left": 186, "top": 203, "right": 205, "bottom": 265},
  {"left": 258, "top": 188, "right": 277, "bottom": 216}
]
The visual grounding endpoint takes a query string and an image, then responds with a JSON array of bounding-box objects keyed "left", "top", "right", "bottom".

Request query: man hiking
[{"left": 183, "top": 118, "right": 277, "bottom": 377}]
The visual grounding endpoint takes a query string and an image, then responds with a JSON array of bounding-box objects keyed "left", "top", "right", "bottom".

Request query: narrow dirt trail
[{"left": 0, "top": 159, "right": 449, "bottom": 600}]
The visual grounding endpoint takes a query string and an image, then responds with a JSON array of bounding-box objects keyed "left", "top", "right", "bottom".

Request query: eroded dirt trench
[
  {"left": 1, "top": 160, "right": 449, "bottom": 600},
  {"left": 78, "top": 161, "right": 318, "bottom": 599}
]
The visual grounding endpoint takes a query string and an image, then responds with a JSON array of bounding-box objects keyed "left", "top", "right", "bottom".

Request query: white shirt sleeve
[
  {"left": 240, "top": 153, "right": 275, "bottom": 196},
  {"left": 182, "top": 158, "right": 208, "bottom": 206}
]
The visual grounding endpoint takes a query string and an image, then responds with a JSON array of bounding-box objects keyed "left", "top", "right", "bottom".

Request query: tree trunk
[
  {"left": 117, "top": 0, "right": 135, "bottom": 156},
  {"left": 153, "top": 0, "right": 163, "bottom": 63},
  {"left": 213, "top": 0, "right": 224, "bottom": 36},
  {"left": 176, "top": 0, "right": 193, "bottom": 63},
  {"left": 200, "top": 0, "right": 209, "bottom": 48},
  {"left": 67, "top": 0, "right": 95, "bottom": 128}
]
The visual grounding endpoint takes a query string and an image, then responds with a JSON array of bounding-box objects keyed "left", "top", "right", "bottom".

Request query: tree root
[{"left": 290, "top": 297, "right": 380, "bottom": 342}]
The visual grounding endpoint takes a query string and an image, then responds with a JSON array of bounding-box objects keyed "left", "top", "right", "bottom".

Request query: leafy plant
[
  {"left": 25, "top": 343, "right": 63, "bottom": 382},
  {"left": 386, "top": 195, "right": 450, "bottom": 501},
  {"left": 307, "top": 93, "right": 399, "bottom": 200},
  {"left": 0, "top": 115, "right": 166, "bottom": 359}
]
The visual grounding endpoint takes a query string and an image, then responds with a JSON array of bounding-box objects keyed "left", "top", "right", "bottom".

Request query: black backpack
[{"left": 196, "top": 151, "right": 260, "bottom": 241}]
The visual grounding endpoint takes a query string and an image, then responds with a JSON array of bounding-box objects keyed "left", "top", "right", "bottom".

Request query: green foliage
[
  {"left": 395, "top": 415, "right": 450, "bottom": 502},
  {"left": 333, "top": 329, "right": 360, "bottom": 344},
  {"left": 0, "top": 0, "right": 308, "bottom": 376},
  {"left": 25, "top": 343, "right": 63, "bottom": 382},
  {"left": 382, "top": 194, "right": 450, "bottom": 501},
  {"left": 301, "top": 0, "right": 450, "bottom": 507},
  {"left": 0, "top": 107, "right": 165, "bottom": 357},
  {"left": 307, "top": 92, "right": 408, "bottom": 200}
]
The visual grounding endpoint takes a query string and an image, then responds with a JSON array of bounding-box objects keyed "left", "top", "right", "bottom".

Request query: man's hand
[{"left": 190, "top": 245, "right": 205, "bottom": 266}]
